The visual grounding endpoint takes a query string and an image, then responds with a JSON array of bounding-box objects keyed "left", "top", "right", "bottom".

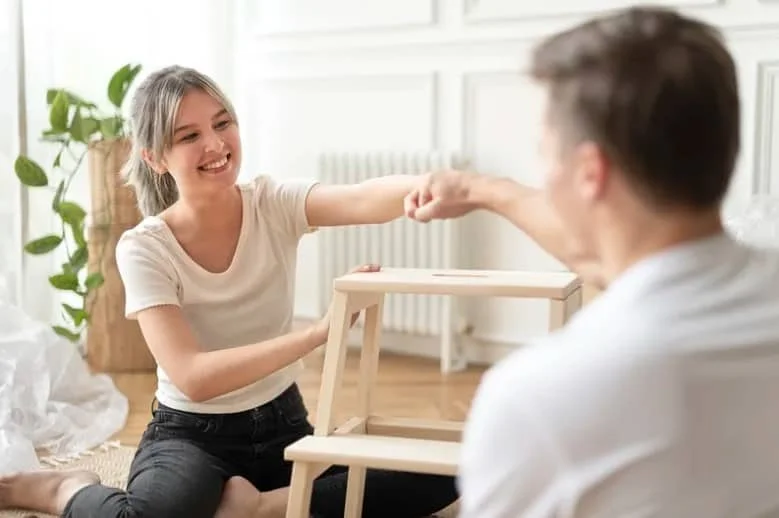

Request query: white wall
[
  {"left": 15, "top": 0, "right": 235, "bottom": 323},
  {"left": 0, "top": 0, "right": 24, "bottom": 305},
  {"left": 235, "top": 0, "right": 779, "bottom": 359}
]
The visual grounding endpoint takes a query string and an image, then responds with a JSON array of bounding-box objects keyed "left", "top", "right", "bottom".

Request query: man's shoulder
[{"left": 484, "top": 311, "right": 677, "bottom": 416}]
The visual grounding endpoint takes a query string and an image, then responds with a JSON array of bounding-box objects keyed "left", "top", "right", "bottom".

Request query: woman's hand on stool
[{"left": 314, "top": 263, "right": 381, "bottom": 343}]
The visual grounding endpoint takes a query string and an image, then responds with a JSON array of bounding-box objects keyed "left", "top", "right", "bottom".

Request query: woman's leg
[
  {"left": 0, "top": 468, "right": 99, "bottom": 515},
  {"left": 310, "top": 467, "right": 458, "bottom": 518},
  {"left": 237, "top": 464, "right": 458, "bottom": 518},
  {"left": 242, "top": 383, "right": 459, "bottom": 518},
  {"left": 0, "top": 403, "right": 246, "bottom": 518},
  {"left": 65, "top": 438, "right": 233, "bottom": 518},
  {"left": 0, "top": 439, "right": 230, "bottom": 518}
]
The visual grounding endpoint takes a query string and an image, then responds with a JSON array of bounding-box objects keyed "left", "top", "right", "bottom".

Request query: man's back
[{"left": 459, "top": 233, "right": 779, "bottom": 517}]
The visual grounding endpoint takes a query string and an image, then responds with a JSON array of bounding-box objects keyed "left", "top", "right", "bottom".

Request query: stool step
[
  {"left": 334, "top": 267, "right": 580, "bottom": 299},
  {"left": 285, "top": 434, "right": 460, "bottom": 476}
]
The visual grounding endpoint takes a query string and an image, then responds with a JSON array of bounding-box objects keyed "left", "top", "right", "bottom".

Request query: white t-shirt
[
  {"left": 459, "top": 232, "right": 779, "bottom": 518},
  {"left": 115, "top": 175, "right": 317, "bottom": 414}
]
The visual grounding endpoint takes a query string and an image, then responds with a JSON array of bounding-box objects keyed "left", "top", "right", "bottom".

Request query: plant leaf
[
  {"left": 70, "top": 111, "right": 100, "bottom": 143},
  {"left": 49, "top": 272, "right": 79, "bottom": 291},
  {"left": 85, "top": 272, "right": 105, "bottom": 290},
  {"left": 99, "top": 116, "right": 122, "bottom": 138},
  {"left": 69, "top": 110, "right": 84, "bottom": 142},
  {"left": 52, "top": 180, "right": 65, "bottom": 210},
  {"left": 14, "top": 155, "right": 48, "bottom": 186},
  {"left": 69, "top": 245, "right": 88, "bottom": 272},
  {"left": 107, "top": 64, "right": 142, "bottom": 108},
  {"left": 71, "top": 221, "right": 86, "bottom": 248},
  {"left": 47, "top": 88, "right": 96, "bottom": 109},
  {"left": 24, "top": 235, "right": 62, "bottom": 254},
  {"left": 52, "top": 325, "right": 81, "bottom": 342},
  {"left": 57, "top": 201, "right": 86, "bottom": 225},
  {"left": 49, "top": 90, "right": 69, "bottom": 132},
  {"left": 82, "top": 117, "right": 100, "bottom": 140},
  {"left": 62, "top": 303, "right": 88, "bottom": 326},
  {"left": 41, "top": 128, "right": 68, "bottom": 142}
]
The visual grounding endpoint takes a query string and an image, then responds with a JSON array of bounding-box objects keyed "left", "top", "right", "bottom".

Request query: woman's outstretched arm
[{"left": 304, "top": 175, "right": 424, "bottom": 227}]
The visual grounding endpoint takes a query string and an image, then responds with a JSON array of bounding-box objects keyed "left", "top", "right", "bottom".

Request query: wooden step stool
[{"left": 284, "top": 268, "right": 582, "bottom": 518}]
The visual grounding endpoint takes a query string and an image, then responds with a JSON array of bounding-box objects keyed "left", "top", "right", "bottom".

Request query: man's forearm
[
  {"left": 467, "top": 175, "right": 568, "bottom": 259},
  {"left": 466, "top": 174, "right": 602, "bottom": 284}
]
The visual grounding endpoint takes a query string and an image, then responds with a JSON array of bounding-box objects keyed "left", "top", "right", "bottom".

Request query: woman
[{"left": 0, "top": 65, "right": 458, "bottom": 518}]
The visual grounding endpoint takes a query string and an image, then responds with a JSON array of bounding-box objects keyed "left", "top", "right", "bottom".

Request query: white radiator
[{"left": 317, "top": 151, "right": 468, "bottom": 372}]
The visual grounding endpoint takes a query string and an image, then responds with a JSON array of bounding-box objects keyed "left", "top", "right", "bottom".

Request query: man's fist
[{"left": 404, "top": 170, "right": 478, "bottom": 222}]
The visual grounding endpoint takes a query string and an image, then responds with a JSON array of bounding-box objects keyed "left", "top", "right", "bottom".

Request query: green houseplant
[{"left": 14, "top": 63, "right": 142, "bottom": 343}]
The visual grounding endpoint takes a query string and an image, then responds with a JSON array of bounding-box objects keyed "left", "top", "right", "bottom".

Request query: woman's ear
[{"left": 141, "top": 148, "right": 167, "bottom": 174}]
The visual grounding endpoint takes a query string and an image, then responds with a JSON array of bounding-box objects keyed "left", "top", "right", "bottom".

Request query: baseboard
[{"left": 293, "top": 317, "right": 519, "bottom": 367}]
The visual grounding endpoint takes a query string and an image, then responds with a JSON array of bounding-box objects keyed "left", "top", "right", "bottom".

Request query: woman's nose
[{"left": 204, "top": 131, "right": 225, "bottom": 152}]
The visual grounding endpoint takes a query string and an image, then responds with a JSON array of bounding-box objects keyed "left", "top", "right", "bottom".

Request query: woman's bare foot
[
  {"left": 214, "top": 476, "right": 289, "bottom": 518},
  {"left": 0, "top": 469, "right": 99, "bottom": 515}
]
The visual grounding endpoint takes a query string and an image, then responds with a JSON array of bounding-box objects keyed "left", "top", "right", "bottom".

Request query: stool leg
[
  {"left": 344, "top": 467, "right": 367, "bottom": 518},
  {"left": 343, "top": 296, "right": 384, "bottom": 518},
  {"left": 567, "top": 287, "right": 583, "bottom": 318},
  {"left": 314, "top": 290, "right": 353, "bottom": 436},
  {"left": 548, "top": 287, "right": 583, "bottom": 332},
  {"left": 549, "top": 299, "right": 566, "bottom": 332},
  {"left": 358, "top": 297, "right": 384, "bottom": 421},
  {"left": 286, "top": 461, "right": 315, "bottom": 518}
]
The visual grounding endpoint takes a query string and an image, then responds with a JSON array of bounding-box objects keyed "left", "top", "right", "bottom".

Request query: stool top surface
[{"left": 333, "top": 268, "right": 581, "bottom": 299}]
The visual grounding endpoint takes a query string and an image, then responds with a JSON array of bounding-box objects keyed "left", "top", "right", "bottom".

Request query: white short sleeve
[
  {"left": 115, "top": 230, "right": 181, "bottom": 319},
  {"left": 458, "top": 350, "right": 564, "bottom": 518},
  {"left": 251, "top": 175, "right": 319, "bottom": 241}
]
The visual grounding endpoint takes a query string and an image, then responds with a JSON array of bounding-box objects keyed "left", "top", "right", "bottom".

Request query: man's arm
[
  {"left": 406, "top": 171, "right": 605, "bottom": 288},
  {"left": 459, "top": 357, "right": 562, "bottom": 517},
  {"left": 469, "top": 176, "right": 568, "bottom": 259}
]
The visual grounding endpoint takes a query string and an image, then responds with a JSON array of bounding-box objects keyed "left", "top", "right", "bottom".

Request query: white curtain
[{"left": 0, "top": 0, "right": 23, "bottom": 306}]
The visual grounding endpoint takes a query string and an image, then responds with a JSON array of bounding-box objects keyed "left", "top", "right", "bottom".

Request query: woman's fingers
[{"left": 352, "top": 263, "right": 381, "bottom": 273}]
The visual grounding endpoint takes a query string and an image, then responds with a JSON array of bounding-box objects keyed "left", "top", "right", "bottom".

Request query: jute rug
[
  {"left": 0, "top": 441, "right": 131, "bottom": 518},
  {"left": 0, "top": 442, "right": 459, "bottom": 517}
]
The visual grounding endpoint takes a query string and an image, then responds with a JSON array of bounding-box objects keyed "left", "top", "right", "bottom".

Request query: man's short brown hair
[{"left": 531, "top": 6, "right": 740, "bottom": 210}]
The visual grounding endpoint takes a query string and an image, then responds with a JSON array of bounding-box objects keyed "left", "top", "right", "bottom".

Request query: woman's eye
[
  {"left": 215, "top": 120, "right": 230, "bottom": 130},
  {"left": 181, "top": 133, "right": 198, "bottom": 142}
]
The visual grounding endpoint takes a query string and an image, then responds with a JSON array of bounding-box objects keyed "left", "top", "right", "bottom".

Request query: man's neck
[{"left": 598, "top": 207, "right": 724, "bottom": 286}]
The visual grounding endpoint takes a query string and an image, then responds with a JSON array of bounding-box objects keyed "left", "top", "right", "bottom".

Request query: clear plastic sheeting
[
  {"left": 0, "top": 299, "right": 128, "bottom": 475},
  {"left": 725, "top": 195, "right": 779, "bottom": 249}
]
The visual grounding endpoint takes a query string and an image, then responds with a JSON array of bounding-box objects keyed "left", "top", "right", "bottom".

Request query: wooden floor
[{"left": 110, "top": 350, "right": 487, "bottom": 446}]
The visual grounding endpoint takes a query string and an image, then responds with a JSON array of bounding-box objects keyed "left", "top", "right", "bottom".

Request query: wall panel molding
[
  {"left": 244, "top": 0, "right": 438, "bottom": 38},
  {"left": 250, "top": 72, "right": 439, "bottom": 150},
  {"left": 754, "top": 60, "right": 779, "bottom": 194},
  {"left": 464, "top": 0, "right": 723, "bottom": 24}
]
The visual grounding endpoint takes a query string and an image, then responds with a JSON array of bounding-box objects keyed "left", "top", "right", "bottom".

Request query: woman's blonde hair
[{"left": 121, "top": 65, "right": 238, "bottom": 216}]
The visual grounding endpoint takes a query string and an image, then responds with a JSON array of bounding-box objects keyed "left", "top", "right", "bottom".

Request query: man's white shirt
[{"left": 458, "top": 233, "right": 779, "bottom": 518}]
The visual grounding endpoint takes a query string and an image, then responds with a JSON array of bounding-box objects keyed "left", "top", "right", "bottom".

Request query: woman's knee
[{"left": 125, "top": 440, "right": 229, "bottom": 518}]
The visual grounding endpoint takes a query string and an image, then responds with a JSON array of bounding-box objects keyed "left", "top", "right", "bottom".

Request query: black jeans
[{"left": 62, "top": 383, "right": 458, "bottom": 518}]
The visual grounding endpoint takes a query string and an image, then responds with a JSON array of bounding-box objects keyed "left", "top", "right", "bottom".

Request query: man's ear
[
  {"left": 141, "top": 148, "right": 167, "bottom": 174},
  {"left": 573, "top": 141, "right": 609, "bottom": 202}
]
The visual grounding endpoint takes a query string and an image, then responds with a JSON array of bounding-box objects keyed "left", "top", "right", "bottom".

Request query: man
[{"left": 406, "top": 6, "right": 779, "bottom": 518}]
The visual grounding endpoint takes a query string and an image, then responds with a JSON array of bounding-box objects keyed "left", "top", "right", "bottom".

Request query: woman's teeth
[{"left": 200, "top": 156, "right": 229, "bottom": 171}]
